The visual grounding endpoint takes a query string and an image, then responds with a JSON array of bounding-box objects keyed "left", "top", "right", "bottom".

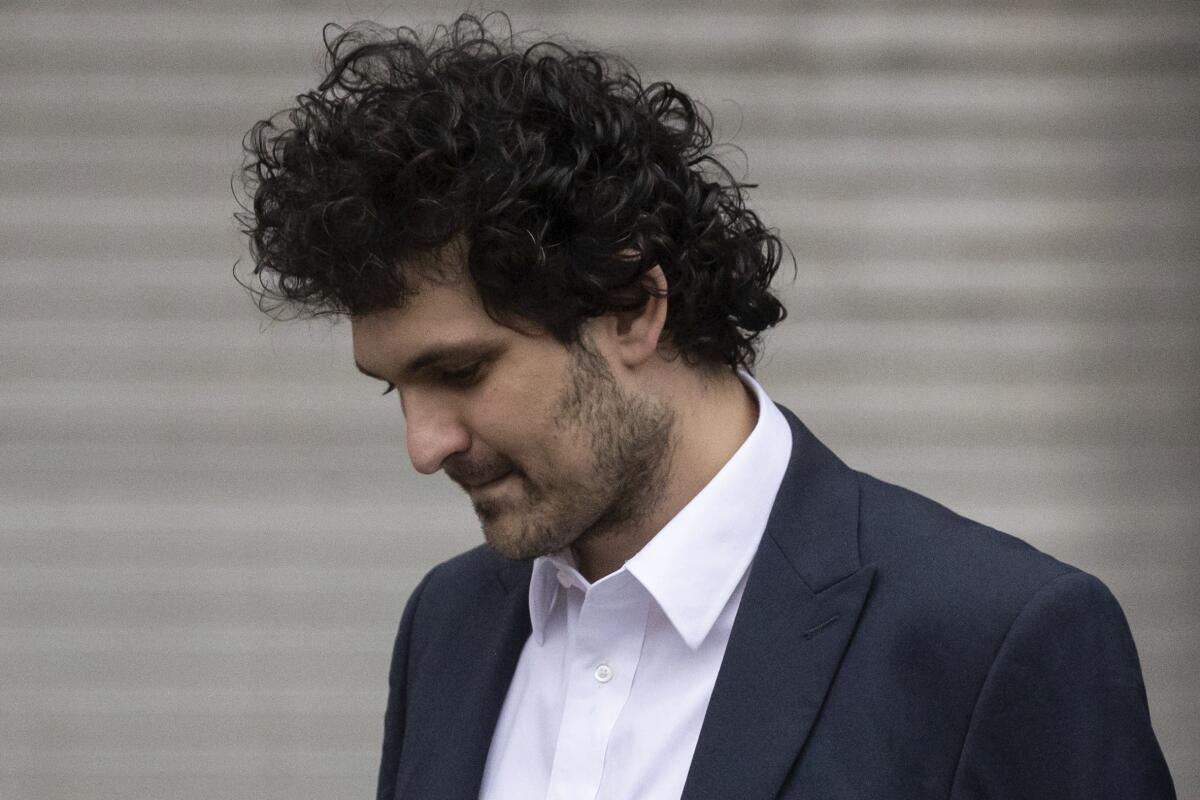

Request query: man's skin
[{"left": 350, "top": 246, "right": 758, "bottom": 581}]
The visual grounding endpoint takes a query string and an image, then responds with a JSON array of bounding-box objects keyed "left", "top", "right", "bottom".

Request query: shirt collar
[
  {"left": 528, "top": 550, "right": 576, "bottom": 644},
  {"left": 527, "top": 369, "right": 793, "bottom": 649}
]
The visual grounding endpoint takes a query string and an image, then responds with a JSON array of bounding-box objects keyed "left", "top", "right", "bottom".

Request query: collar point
[{"left": 677, "top": 625, "right": 713, "bottom": 652}]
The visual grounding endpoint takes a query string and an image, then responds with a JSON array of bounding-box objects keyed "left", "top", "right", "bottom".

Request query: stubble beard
[{"left": 476, "top": 343, "right": 676, "bottom": 561}]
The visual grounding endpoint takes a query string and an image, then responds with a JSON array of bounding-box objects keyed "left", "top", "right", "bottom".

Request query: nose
[{"left": 402, "top": 392, "right": 471, "bottom": 475}]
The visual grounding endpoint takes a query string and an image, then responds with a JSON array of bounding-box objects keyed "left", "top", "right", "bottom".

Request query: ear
[{"left": 591, "top": 265, "right": 669, "bottom": 370}]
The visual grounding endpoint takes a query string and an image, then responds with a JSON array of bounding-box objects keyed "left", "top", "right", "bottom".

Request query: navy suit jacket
[{"left": 376, "top": 406, "right": 1176, "bottom": 799}]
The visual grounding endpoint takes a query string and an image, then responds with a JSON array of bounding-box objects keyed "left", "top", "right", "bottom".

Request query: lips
[
  {"left": 469, "top": 471, "right": 512, "bottom": 490},
  {"left": 446, "top": 461, "right": 512, "bottom": 490}
]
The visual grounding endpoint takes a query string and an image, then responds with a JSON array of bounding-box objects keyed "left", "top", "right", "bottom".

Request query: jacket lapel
[
  {"left": 681, "top": 406, "right": 876, "bottom": 800},
  {"left": 401, "top": 556, "right": 533, "bottom": 800}
]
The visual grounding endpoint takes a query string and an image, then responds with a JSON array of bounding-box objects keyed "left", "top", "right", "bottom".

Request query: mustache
[{"left": 444, "top": 455, "right": 516, "bottom": 488}]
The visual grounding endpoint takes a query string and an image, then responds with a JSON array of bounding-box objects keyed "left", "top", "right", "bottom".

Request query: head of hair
[{"left": 237, "top": 13, "right": 789, "bottom": 372}]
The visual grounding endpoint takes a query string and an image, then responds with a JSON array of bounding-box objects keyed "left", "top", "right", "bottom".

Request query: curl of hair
[{"left": 237, "top": 13, "right": 789, "bottom": 371}]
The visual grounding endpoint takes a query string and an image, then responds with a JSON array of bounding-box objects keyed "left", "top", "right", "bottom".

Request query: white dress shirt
[{"left": 478, "top": 370, "right": 793, "bottom": 800}]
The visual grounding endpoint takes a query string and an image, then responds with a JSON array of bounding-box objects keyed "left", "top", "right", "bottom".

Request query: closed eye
[
  {"left": 439, "top": 361, "right": 485, "bottom": 387},
  {"left": 378, "top": 363, "right": 483, "bottom": 396}
]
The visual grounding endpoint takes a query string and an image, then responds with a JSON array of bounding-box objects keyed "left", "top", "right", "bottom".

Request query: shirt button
[
  {"left": 556, "top": 570, "right": 572, "bottom": 588},
  {"left": 594, "top": 663, "right": 613, "bottom": 683}
]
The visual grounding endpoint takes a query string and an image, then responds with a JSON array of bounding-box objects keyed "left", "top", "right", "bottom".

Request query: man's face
[{"left": 351, "top": 269, "right": 674, "bottom": 560}]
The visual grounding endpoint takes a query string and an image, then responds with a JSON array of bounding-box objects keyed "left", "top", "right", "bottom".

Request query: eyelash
[
  {"left": 379, "top": 363, "right": 484, "bottom": 396},
  {"left": 442, "top": 362, "right": 485, "bottom": 386}
]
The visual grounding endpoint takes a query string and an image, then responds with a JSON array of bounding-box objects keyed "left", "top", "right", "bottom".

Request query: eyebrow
[{"left": 355, "top": 340, "right": 501, "bottom": 384}]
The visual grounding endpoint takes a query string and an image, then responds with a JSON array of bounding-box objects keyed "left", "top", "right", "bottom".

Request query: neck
[{"left": 571, "top": 367, "right": 760, "bottom": 582}]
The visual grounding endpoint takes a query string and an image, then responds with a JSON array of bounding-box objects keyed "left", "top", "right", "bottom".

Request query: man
[{"left": 238, "top": 15, "right": 1176, "bottom": 800}]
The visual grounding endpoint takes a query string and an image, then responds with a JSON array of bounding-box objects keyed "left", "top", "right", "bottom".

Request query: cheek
[
  {"left": 471, "top": 345, "right": 582, "bottom": 470},
  {"left": 467, "top": 390, "right": 548, "bottom": 466},
  {"left": 475, "top": 359, "right": 561, "bottom": 436},
  {"left": 475, "top": 409, "right": 589, "bottom": 482},
  {"left": 540, "top": 421, "right": 598, "bottom": 482}
]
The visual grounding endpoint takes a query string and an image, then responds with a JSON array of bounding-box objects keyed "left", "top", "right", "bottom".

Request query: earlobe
[{"left": 611, "top": 265, "right": 669, "bottom": 368}]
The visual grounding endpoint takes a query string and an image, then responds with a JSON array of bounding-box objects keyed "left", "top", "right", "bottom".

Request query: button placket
[{"left": 544, "top": 576, "right": 651, "bottom": 799}]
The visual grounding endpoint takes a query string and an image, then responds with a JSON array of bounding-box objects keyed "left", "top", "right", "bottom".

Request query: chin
[
  {"left": 482, "top": 525, "right": 546, "bottom": 561},
  {"left": 478, "top": 508, "right": 576, "bottom": 562},
  {"left": 480, "top": 520, "right": 542, "bottom": 560}
]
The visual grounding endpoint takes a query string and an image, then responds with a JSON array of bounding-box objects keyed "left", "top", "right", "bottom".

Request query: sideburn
[{"left": 554, "top": 341, "right": 677, "bottom": 547}]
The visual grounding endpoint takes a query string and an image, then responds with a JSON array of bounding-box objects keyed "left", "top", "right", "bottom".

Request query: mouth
[{"left": 467, "top": 471, "right": 513, "bottom": 491}]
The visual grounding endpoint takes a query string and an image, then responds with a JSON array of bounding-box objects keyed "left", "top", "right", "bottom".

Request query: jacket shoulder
[
  {"left": 857, "top": 470, "right": 1078, "bottom": 598},
  {"left": 815, "top": 471, "right": 1172, "bottom": 798},
  {"left": 849, "top": 471, "right": 1143, "bottom": 699}
]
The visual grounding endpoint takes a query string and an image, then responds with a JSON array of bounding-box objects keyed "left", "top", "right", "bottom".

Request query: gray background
[{"left": 2, "top": 1, "right": 1197, "bottom": 798}]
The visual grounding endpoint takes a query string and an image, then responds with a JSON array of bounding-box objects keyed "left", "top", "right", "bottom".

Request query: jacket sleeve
[
  {"left": 376, "top": 569, "right": 435, "bottom": 800},
  {"left": 950, "top": 570, "right": 1176, "bottom": 799}
]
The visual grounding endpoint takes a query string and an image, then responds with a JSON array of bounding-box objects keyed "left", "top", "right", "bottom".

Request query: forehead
[{"left": 350, "top": 273, "right": 499, "bottom": 365}]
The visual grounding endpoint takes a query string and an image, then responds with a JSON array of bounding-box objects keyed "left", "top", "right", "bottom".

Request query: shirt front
[{"left": 478, "top": 371, "right": 793, "bottom": 800}]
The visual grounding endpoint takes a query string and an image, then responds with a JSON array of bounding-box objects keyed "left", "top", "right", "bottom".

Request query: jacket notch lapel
[
  {"left": 681, "top": 408, "right": 875, "bottom": 800},
  {"left": 681, "top": 549, "right": 876, "bottom": 800},
  {"left": 397, "top": 558, "right": 532, "bottom": 800}
]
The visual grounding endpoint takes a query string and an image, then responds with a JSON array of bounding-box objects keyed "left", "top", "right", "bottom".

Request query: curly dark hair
[{"left": 237, "top": 13, "right": 789, "bottom": 372}]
